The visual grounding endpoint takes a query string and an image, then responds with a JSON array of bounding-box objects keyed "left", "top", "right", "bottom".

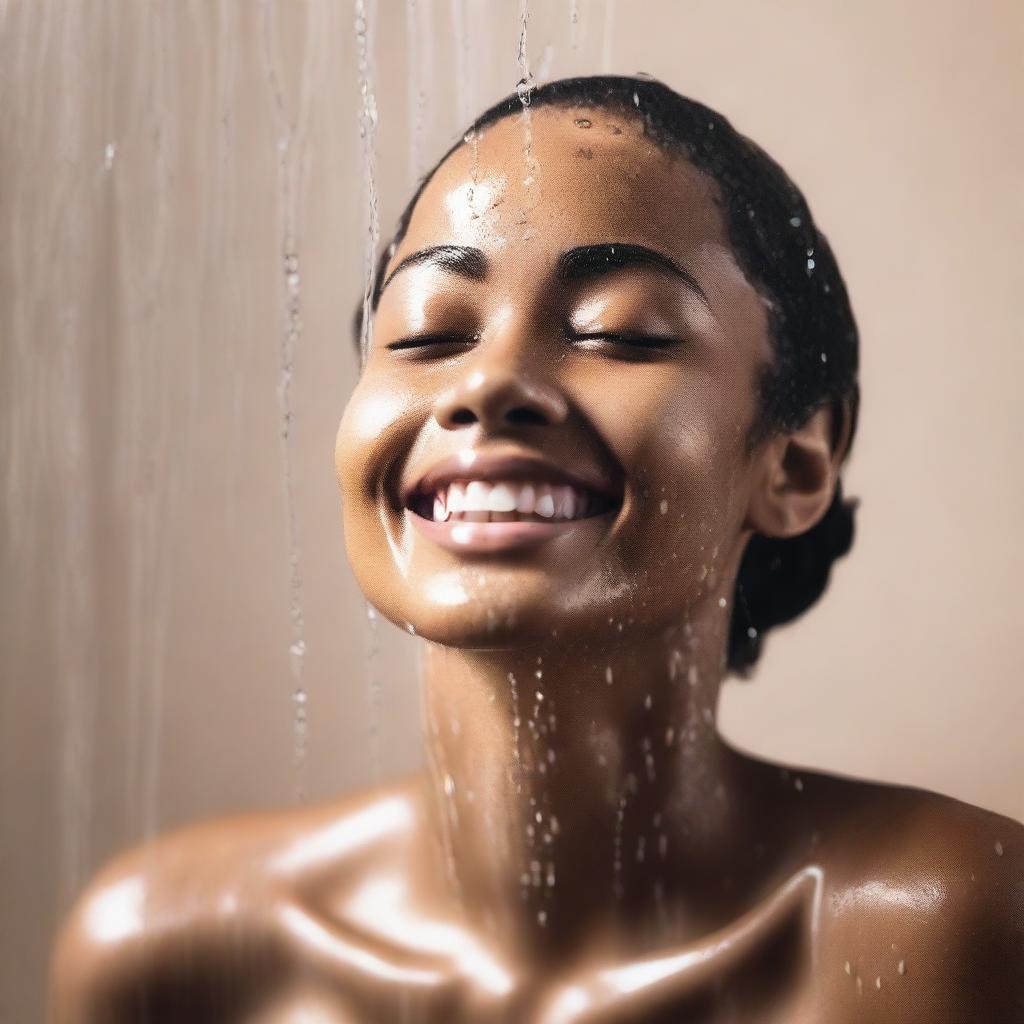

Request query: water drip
[{"left": 261, "top": 0, "right": 319, "bottom": 794}]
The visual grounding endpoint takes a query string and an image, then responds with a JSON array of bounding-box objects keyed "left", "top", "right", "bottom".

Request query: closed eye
[
  {"left": 386, "top": 332, "right": 480, "bottom": 353},
  {"left": 572, "top": 331, "right": 683, "bottom": 350}
]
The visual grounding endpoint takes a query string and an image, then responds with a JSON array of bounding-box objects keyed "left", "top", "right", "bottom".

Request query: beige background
[{"left": 1, "top": 2, "right": 1021, "bottom": 1021}]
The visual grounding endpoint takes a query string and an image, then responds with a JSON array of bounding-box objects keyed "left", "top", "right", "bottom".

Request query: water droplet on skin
[
  {"left": 574, "top": 117, "right": 592, "bottom": 128},
  {"left": 659, "top": 499, "right": 668, "bottom": 514},
  {"left": 443, "top": 774, "right": 455, "bottom": 796},
  {"left": 844, "top": 960, "right": 851, "bottom": 975},
  {"left": 718, "top": 596, "right": 727, "bottom": 608},
  {"left": 103, "top": 141, "right": 116, "bottom": 169},
  {"left": 898, "top": 959, "right": 906, "bottom": 975},
  {"left": 290, "top": 639, "right": 306, "bottom": 658},
  {"left": 605, "top": 666, "right": 614, "bottom": 685},
  {"left": 875, "top": 976, "right": 882, "bottom": 990},
  {"left": 407, "top": 623, "right": 416, "bottom": 635},
  {"left": 995, "top": 839, "right": 1004, "bottom": 856},
  {"left": 856, "top": 976, "right": 863, "bottom": 997},
  {"left": 537, "top": 909, "right": 547, "bottom": 926},
  {"left": 794, "top": 776, "right": 804, "bottom": 792},
  {"left": 293, "top": 689, "right": 307, "bottom": 705},
  {"left": 644, "top": 694, "right": 652, "bottom": 710}
]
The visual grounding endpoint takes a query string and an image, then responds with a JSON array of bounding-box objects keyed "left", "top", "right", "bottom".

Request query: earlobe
[{"left": 745, "top": 405, "right": 842, "bottom": 540}]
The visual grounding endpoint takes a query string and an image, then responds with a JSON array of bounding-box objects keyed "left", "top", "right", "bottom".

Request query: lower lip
[{"left": 410, "top": 513, "right": 596, "bottom": 554}]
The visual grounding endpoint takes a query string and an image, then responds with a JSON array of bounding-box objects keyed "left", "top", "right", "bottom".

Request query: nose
[{"left": 433, "top": 351, "right": 568, "bottom": 432}]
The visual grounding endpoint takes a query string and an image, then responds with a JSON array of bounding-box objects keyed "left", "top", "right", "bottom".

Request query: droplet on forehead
[
  {"left": 444, "top": 178, "right": 503, "bottom": 233},
  {"left": 574, "top": 117, "right": 592, "bottom": 129}
]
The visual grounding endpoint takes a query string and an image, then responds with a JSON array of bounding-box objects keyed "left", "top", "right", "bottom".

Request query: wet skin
[{"left": 50, "top": 108, "right": 1024, "bottom": 1022}]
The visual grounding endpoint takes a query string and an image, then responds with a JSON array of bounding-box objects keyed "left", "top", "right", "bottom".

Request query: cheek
[
  {"left": 595, "top": 380, "right": 753, "bottom": 603},
  {"left": 336, "top": 376, "right": 411, "bottom": 501}
]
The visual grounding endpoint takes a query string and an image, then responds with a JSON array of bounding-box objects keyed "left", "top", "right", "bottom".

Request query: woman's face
[{"left": 337, "top": 106, "right": 774, "bottom": 649}]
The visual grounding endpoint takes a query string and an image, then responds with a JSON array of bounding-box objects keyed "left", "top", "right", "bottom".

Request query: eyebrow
[
  {"left": 557, "top": 243, "right": 711, "bottom": 309},
  {"left": 379, "top": 245, "right": 488, "bottom": 295},
  {"left": 376, "top": 240, "right": 710, "bottom": 309}
]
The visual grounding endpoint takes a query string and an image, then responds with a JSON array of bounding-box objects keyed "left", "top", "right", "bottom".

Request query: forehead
[{"left": 392, "top": 106, "right": 733, "bottom": 270}]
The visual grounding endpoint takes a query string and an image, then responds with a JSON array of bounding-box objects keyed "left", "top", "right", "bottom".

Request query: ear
[{"left": 744, "top": 403, "right": 851, "bottom": 539}]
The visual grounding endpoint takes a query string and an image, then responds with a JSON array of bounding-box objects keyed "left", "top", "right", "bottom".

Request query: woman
[{"left": 51, "top": 76, "right": 1022, "bottom": 1023}]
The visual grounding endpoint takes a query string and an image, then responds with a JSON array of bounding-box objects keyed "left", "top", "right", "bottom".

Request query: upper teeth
[{"left": 430, "top": 481, "right": 587, "bottom": 522}]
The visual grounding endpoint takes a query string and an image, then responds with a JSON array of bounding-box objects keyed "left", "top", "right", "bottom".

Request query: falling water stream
[{"left": 260, "top": 0, "right": 321, "bottom": 797}]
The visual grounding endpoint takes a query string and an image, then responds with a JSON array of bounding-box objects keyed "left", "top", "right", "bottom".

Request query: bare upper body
[{"left": 50, "top": 759, "right": 1024, "bottom": 1023}]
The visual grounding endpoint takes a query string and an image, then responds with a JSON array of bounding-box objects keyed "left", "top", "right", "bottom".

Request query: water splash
[{"left": 516, "top": 2, "right": 535, "bottom": 107}]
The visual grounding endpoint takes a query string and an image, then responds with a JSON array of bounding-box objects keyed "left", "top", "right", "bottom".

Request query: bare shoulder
[
  {"left": 48, "top": 779, "right": 425, "bottom": 1023},
  {"left": 814, "top": 778, "right": 1024, "bottom": 1022}
]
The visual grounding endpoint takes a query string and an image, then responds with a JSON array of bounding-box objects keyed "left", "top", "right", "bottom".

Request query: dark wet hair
[{"left": 357, "top": 75, "right": 859, "bottom": 675}]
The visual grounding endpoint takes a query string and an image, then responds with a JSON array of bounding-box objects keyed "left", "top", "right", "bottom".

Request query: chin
[
  {"left": 367, "top": 564, "right": 684, "bottom": 654},
  {"left": 365, "top": 571, "right": 573, "bottom": 650}
]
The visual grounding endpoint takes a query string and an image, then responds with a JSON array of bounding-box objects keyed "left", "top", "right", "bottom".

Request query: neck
[{"left": 419, "top": 598, "right": 754, "bottom": 961}]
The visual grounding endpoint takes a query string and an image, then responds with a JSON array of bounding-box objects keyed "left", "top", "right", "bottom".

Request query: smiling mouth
[
  {"left": 401, "top": 455, "right": 623, "bottom": 554},
  {"left": 407, "top": 480, "right": 617, "bottom": 524}
]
